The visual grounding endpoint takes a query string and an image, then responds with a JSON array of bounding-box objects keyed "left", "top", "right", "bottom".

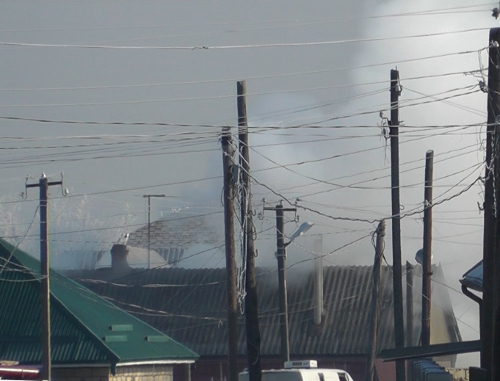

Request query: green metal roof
[{"left": 0, "top": 238, "right": 198, "bottom": 367}]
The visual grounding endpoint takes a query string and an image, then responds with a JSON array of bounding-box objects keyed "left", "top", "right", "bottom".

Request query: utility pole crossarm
[{"left": 264, "top": 207, "right": 297, "bottom": 212}]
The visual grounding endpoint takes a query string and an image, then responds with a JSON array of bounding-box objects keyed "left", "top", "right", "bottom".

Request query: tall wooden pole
[
  {"left": 276, "top": 203, "right": 290, "bottom": 363},
  {"left": 26, "top": 173, "right": 65, "bottom": 381},
  {"left": 264, "top": 203, "right": 297, "bottom": 364},
  {"left": 421, "top": 150, "right": 434, "bottom": 347},
  {"left": 40, "top": 176, "right": 51, "bottom": 381},
  {"left": 147, "top": 196, "right": 151, "bottom": 269},
  {"left": 389, "top": 68, "right": 406, "bottom": 381},
  {"left": 406, "top": 261, "right": 413, "bottom": 348},
  {"left": 365, "top": 220, "right": 385, "bottom": 381},
  {"left": 237, "top": 80, "right": 262, "bottom": 381},
  {"left": 222, "top": 126, "right": 239, "bottom": 381},
  {"left": 490, "top": 28, "right": 500, "bottom": 381},
  {"left": 483, "top": 28, "right": 500, "bottom": 376}
]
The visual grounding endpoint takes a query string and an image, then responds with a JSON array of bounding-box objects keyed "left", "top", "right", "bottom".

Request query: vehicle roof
[
  {"left": 264, "top": 369, "right": 348, "bottom": 373},
  {"left": 240, "top": 368, "right": 350, "bottom": 375}
]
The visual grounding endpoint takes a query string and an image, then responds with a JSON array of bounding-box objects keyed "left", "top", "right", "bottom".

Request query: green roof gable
[{"left": 0, "top": 238, "right": 198, "bottom": 367}]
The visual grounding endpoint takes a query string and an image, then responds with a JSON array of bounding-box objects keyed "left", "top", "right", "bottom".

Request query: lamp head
[
  {"left": 415, "top": 248, "right": 433, "bottom": 265},
  {"left": 288, "top": 222, "right": 314, "bottom": 243}
]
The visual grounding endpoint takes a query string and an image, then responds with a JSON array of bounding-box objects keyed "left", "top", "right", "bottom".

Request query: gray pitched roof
[
  {"left": 67, "top": 263, "right": 461, "bottom": 358},
  {"left": 127, "top": 213, "right": 220, "bottom": 266},
  {"left": 0, "top": 238, "right": 198, "bottom": 367}
]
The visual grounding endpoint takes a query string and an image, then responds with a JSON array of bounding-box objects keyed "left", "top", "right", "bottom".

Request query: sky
[{"left": 1, "top": 0, "right": 499, "bottom": 368}]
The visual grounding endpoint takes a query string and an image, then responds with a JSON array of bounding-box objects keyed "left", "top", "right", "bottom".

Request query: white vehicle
[{"left": 239, "top": 360, "right": 354, "bottom": 381}]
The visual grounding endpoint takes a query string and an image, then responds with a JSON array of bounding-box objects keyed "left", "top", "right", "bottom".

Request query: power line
[{"left": 0, "top": 27, "right": 490, "bottom": 50}]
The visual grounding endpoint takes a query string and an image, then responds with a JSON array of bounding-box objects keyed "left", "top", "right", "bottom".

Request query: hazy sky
[{"left": 1, "top": 0, "right": 498, "bottom": 366}]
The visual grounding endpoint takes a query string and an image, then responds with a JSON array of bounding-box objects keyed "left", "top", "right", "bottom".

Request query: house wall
[
  {"left": 52, "top": 364, "right": 174, "bottom": 381},
  {"left": 52, "top": 366, "right": 110, "bottom": 381},
  {"left": 111, "top": 364, "right": 174, "bottom": 381}
]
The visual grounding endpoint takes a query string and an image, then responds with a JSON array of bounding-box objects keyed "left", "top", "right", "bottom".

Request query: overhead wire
[
  {"left": 0, "top": 2, "right": 488, "bottom": 336},
  {"left": 0, "top": 70, "right": 482, "bottom": 111},
  {"left": 272, "top": 143, "right": 482, "bottom": 196},
  {"left": 0, "top": 27, "right": 491, "bottom": 50}
]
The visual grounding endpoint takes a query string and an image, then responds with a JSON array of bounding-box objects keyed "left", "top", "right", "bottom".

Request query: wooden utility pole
[
  {"left": 26, "top": 173, "right": 66, "bottom": 381},
  {"left": 221, "top": 126, "right": 239, "bottom": 381},
  {"left": 421, "top": 150, "right": 434, "bottom": 347},
  {"left": 406, "top": 261, "right": 413, "bottom": 348},
  {"left": 276, "top": 203, "right": 290, "bottom": 363},
  {"left": 389, "top": 68, "right": 406, "bottom": 381},
  {"left": 263, "top": 203, "right": 297, "bottom": 364},
  {"left": 237, "top": 80, "right": 262, "bottom": 381},
  {"left": 491, "top": 28, "right": 500, "bottom": 381},
  {"left": 39, "top": 177, "right": 51, "bottom": 381},
  {"left": 365, "top": 220, "right": 385, "bottom": 381},
  {"left": 483, "top": 28, "right": 500, "bottom": 377}
]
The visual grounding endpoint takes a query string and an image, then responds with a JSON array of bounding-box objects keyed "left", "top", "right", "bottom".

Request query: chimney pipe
[
  {"left": 313, "top": 236, "right": 324, "bottom": 325},
  {"left": 111, "top": 244, "right": 130, "bottom": 271}
]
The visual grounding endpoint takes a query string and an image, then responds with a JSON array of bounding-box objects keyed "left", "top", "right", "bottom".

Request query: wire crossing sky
[{"left": 0, "top": 0, "right": 497, "bottom": 367}]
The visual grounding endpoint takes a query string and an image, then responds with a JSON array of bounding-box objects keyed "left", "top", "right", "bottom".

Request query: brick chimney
[{"left": 110, "top": 244, "right": 130, "bottom": 273}]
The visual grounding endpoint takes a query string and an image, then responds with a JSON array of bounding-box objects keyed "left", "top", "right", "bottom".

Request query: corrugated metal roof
[
  {"left": 0, "top": 238, "right": 198, "bottom": 366},
  {"left": 68, "top": 262, "right": 461, "bottom": 358}
]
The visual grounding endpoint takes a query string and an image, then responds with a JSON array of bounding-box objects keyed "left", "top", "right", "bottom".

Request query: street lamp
[
  {"left": 275, "top": 210, "right": 314, "bottom": 363},
  {"left": 286, "top": 222, "right": 314, "bottom": 246}
]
